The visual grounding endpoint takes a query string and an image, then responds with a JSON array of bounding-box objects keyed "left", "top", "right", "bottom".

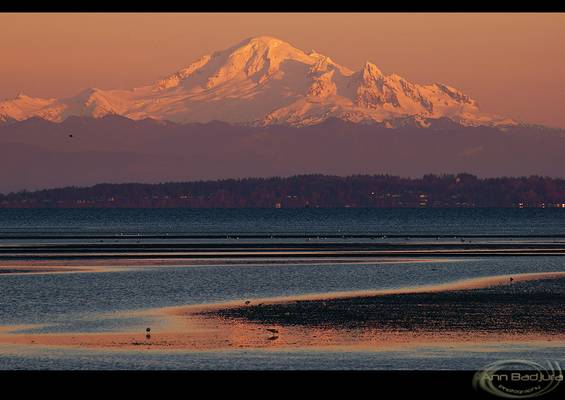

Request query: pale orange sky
[{"left": 1, "top": 13, "right": 564, "bottom": 128}]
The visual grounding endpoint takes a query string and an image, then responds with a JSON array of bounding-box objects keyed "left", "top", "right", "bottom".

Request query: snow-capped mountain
[{"left": 0, "top": 36, "right": 515, "bottom": 127}]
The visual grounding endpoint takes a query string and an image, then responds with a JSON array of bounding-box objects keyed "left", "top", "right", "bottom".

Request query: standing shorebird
[
  {"left": 145, "top": 327, "right": 151, "bottom": 340},
  {"left": 266, "top": 328, "right": 279, "bottom": 341}
]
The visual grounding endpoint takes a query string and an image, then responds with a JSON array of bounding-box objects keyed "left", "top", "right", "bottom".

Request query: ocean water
[
  {"left": 0, "top": 208, "right": 564, "bottom": 236},
  {"left": 1, "top": 344, "right": 562, "bottom": 371},
  {"left": 2, "top": 257, "right": 564, "bottom": 331},
  {"left": 0, "top": 208, "right": 564, "bottom": 370}
]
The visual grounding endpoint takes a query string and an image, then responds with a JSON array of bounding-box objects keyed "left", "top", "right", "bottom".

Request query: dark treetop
[{"left": 2, "top": 174, "right": 565, "bottom": 208}]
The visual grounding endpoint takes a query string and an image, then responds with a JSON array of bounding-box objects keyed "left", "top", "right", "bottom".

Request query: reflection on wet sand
[
  {"left": 0, "top": 310, "right": 561, "bottom": 353},
  {"left": 166, "top": 270, "right": 565, "bottom": 311},
  {"left": 0, "top": 256, "right": 458, "bottom": 275},
  {"left": 0, "top": 265, "right": 103, "bottom": 275},
  {"left": 0, "top": 271, "right": 563, "bottom": 353}
]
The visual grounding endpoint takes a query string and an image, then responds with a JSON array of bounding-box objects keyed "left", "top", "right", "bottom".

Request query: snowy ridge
[{"left": 0, "top": 36, "right": 515, "bottom": 128}]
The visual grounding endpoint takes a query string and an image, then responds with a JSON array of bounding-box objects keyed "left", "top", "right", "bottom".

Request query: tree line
[{"left": 1, "top": 174, "right": 565, "bottom": 208}]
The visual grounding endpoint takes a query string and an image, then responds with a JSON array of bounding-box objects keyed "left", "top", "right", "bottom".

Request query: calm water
[
  {"left": 0, "top": 208, "right": 564, "bottom": 370},
  {"left": 1, "top": 345, "right": 561, "bottom": 371},
  {"left": 0, "top": 208, "right": 564, "bottom": 236}
]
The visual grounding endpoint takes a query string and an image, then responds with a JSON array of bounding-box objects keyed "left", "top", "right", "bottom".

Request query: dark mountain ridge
[{"left": 1, "top": 116, "right": 564, "bottom": 193}]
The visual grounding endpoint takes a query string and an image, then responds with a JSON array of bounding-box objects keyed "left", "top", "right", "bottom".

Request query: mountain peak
[
  {"left": 0, "top": 36, "right": 516, "bottom": 128},
  {"left": 362, "top": 61, "right": 383, "bottom": 78},
  {"left": 11, "top": 92, "right": 48, "bottom": 102},
  {"left": 242, "top": 35, "right": 287, "bottom": 47},
  {"left": 227, "top": 35, "right": 305, "bottom": 58}
]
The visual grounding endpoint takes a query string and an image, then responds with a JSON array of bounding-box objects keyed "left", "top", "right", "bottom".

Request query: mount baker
[{"left": 0, "top": 36, "right": 515, "bottom": 128}]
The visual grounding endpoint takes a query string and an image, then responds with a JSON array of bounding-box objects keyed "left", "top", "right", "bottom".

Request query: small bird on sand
[
  {"left": 509, "top": 277, "right": 514, "bottom": 282},
  {"left": 244, "top": 300, "right": 251, "bottom": 305},
  {"left": 266, "top": 328, "right": 279, "bottom": 334},
  {"left": 145, "top": 327, "right": 151, "bottom": 340}
]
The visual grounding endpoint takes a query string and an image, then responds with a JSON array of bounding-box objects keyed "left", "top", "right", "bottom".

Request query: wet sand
[
  {"left": 0, "top": 256, "right": 458, "bottom": 275},
  {"left": 205, "top": 275, "right": 565, "bottom": 334},
  {"left": 166, "top": 270, "right": 565, "bottom": 311},
  {"left": 0, "top": 271, "right": 563, "bottom": 352},
  {"left": 2, "top": 240, "right": 565, "bottom": 262},
  {"left": 0, "top": 323, "right": 561, "bottom": 353},
  {"left": 0, "top": 265, "right": 102, "bottom": 275}
]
